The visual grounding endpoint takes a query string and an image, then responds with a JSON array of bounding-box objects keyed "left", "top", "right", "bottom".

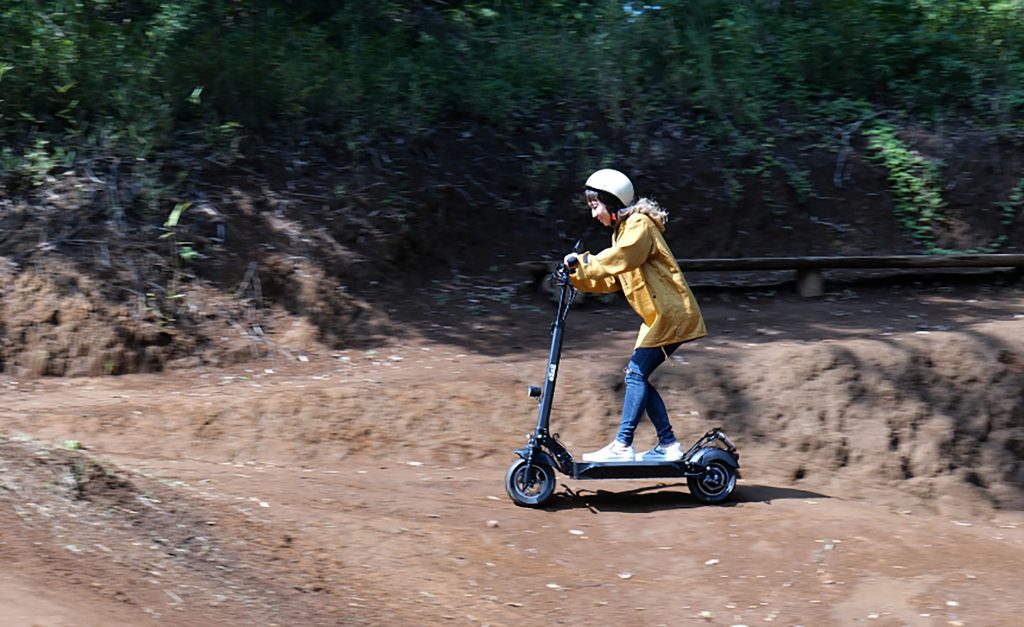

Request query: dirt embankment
[
  {"left": 2, "top": 122, "right": 1023, "bottom": 378},
  {"left": 5, "top": 277, "right": 1023, "bottom": 513},
  {"left": 2, "top": 279, "right": 1024, "bottom": 625}
]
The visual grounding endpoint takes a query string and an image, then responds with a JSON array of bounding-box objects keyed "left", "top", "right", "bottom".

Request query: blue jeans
[{"left": 614, "top": 342, "right": 682, "bottom": 447}]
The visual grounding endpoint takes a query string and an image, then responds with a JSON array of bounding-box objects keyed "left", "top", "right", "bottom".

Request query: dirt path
[
  {"left": 74, "top": 453, "right": 1024, "bottom": 626},
  {"left": 2, "top": 277, "right": 1024, "bottom": 625},
  {"left": 3, "top": 444, "right": 1022, "bottom": 626}
]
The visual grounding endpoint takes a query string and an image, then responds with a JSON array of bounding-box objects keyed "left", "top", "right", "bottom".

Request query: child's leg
[
  {"left": 614, "top": 347, "right": 669, "bottom": 445},
  {"left": 644, "top": 385, "right": 676, "bottom": 445}
]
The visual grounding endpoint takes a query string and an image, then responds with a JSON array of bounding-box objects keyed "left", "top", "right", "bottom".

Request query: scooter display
[{"left": 505, "top": 261, "right": 741, "bottom": 508}]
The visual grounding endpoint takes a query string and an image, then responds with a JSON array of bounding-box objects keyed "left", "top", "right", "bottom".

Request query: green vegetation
[
  {"left": 154, "top": 201, "right": 197, "bottom": 322},
  {"left": 993, "top": 177, "right": 1024, "bottom": 249},
  {"left": 865, "top": 119, "right": 947, "bottom": 251},
  {"left": 1, "top": 1, "right": 1023, "bottom": 243},
  {"left": 4, "top": 2, "right": 1022, "bottom": 146},
  {"left": 162, "top": 202, "right": 198, "bottom": 262}
]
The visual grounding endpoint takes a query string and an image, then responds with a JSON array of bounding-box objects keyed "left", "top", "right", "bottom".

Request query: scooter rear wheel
[
  {"left": 687, "top": 459, "right": 737, "bottom": 504},
  {"left": 505, "top": 459, "right": 556, "bottom": 507}
]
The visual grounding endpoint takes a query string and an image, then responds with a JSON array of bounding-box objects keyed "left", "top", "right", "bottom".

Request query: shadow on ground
[{"left": 543, "top": 483, "right": 829, "bottom": 513}]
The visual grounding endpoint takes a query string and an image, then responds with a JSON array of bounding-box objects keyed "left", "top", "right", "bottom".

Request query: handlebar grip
[{"left": 716, "top": 431, "right": 737, "bottom": 451}]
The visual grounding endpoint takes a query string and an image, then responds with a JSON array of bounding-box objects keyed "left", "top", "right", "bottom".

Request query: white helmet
[{"left": 585, "top": 169, "right": 635, "bottom": 207}]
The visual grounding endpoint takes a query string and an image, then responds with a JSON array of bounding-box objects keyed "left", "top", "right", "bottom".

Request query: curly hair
[{"left": 621, "top": 197, "right": 669, "bottom": 225}]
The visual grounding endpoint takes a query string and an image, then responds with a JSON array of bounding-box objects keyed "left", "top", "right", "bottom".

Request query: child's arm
[{"left": 573, "top": 215, "right": 653, "bottom": 283}]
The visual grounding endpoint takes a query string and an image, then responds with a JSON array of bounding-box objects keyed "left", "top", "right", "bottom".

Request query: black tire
[
  {"left": 504, "top": 459, "right": 556, "bottom": 507},
  {"left": 687, "top": 459, "right": 737, "bottom": 504}
]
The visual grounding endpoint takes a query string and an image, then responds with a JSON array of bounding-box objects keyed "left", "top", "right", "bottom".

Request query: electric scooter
[{"left": 504, "top": 260, "right": 741, "bottom": 508}]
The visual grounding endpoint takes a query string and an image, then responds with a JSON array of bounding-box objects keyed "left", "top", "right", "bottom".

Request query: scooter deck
[{"left": 572, "top": 460, "right": 701, "bottom": 480}]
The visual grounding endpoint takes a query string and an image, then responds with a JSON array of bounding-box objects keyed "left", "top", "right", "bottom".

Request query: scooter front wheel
[
  {"left": 687, "top": 459, "right": 738, "bottom": 504},
  {"left": 505, "top": 459, "right": 556, "bottom": 507}
]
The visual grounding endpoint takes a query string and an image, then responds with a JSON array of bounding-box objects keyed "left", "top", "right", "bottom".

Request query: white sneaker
[
  {"left": 637, "top": 441, "right": 684, "bottom": 462},
  {"left": 582, "top": 441, "right": 636, "bottom": 462}
]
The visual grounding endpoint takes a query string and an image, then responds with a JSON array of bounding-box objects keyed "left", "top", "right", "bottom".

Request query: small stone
[
  {"left": 705, "top": 558, "right": 720, "bottom": 566},
  {"left": 486, "top": 520, "right": 499, "bottom": 528}
]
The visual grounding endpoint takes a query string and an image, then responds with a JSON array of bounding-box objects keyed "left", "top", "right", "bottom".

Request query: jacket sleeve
[
  {"left": 573, "top": 215, "right": 653, "bottom": 284},
  {"left": 568, "top": 251, "right": 620, "bottom": 293}
]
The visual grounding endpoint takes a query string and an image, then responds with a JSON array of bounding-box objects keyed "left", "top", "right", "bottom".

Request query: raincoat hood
[{"left": 618, "top": 197, "right": 668, "bottom": 232}]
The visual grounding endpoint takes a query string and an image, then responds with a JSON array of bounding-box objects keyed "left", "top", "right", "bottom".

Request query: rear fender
[{"left": 688, "top": 447, "right": 740, "bottom": 472}]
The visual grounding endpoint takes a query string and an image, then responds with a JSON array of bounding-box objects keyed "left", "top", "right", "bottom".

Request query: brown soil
[
  {"left": 3, "top": 118, "right": 1024, "bottom": 624},
  {"left": 2, "top": 274, "right": 1024, "bottom": 626}
]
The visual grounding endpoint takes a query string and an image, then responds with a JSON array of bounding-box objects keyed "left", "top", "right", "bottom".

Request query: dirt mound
[
  {"left": 0, "top": 258, "right": 172, "bottom": 376},
  {"left": 0, "top": 248, "right": 391, "bottom": 378},
  {"left": 661, "top": 326, "right": 1024, "bottom": 513},
  {"left": 0, "top": 436, "right": 372, "bottom": 625}
]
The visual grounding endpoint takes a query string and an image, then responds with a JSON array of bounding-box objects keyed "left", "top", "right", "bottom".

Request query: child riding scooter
[{"left": 504, "top": 169, "right": 739, "bottom": 508}]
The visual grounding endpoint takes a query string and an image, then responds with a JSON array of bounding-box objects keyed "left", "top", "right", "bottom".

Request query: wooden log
[{"left": 678, "top": 254, "right": 1024, "bottom": 272}]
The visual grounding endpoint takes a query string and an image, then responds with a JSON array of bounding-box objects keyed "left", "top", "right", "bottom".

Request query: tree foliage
[{"left": 1, "top": 0, "right": 1022, "bottom": 186}]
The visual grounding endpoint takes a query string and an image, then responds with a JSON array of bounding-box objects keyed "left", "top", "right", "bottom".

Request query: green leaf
[{"left": 164, "top": 202, "right": 192, "bottom": 228}]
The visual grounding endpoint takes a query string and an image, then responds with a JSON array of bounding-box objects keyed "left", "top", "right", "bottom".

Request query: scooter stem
[{"left": 534, "top": 270, "right": 574, "bottom": 435}]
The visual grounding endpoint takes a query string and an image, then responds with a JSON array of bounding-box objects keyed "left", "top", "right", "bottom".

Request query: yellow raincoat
[{"left": 569, "top": 199, "right": 706, "bottom": 348}]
